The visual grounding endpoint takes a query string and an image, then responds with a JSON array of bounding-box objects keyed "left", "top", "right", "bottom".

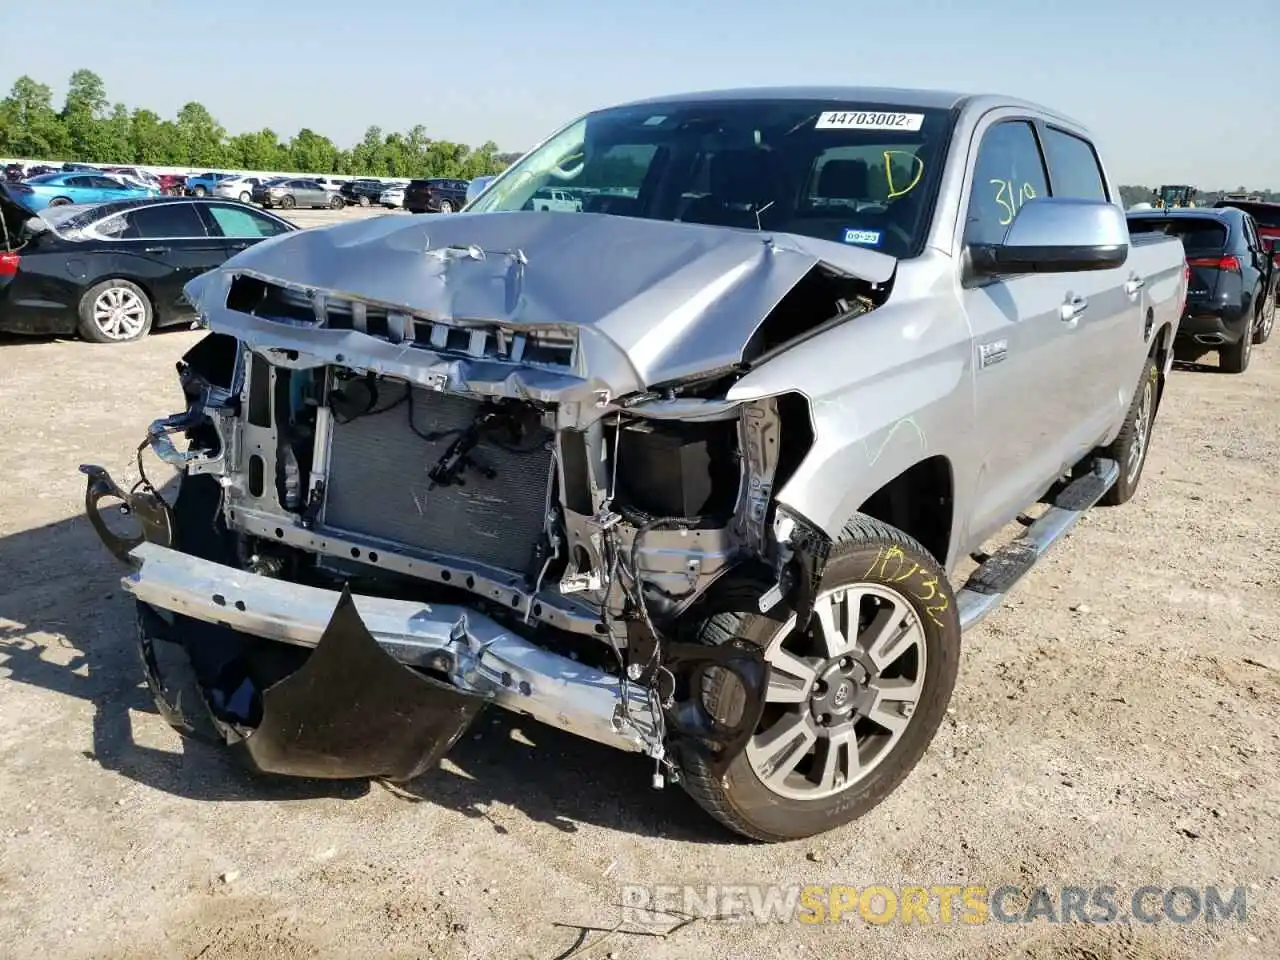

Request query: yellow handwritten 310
[{"left": 990, "top": 178, "right": 1037, "bottom": 226}]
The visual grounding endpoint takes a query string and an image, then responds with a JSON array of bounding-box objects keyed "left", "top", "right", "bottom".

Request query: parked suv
[
  {"left": 339, "top": 179, "right": 389, "bottom": 207},
  {"left": 1129, "top": 206, "right": 1276, "bottom": 371},
  {"left": 404, "top": 178, "right": 469, "bottom": 213}
]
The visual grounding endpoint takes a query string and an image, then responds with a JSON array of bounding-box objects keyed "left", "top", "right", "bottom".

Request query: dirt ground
[{"left": 1, "top": 229, "right": 1277, "bottom": 959}]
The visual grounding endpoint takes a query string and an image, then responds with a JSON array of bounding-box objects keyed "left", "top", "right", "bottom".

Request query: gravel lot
[{"left": 1, "top": 212, "right": 1276, "bottom": 960}]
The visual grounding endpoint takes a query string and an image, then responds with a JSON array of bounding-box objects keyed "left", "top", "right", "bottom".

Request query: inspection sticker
[
  {"left": 841, "top": 228, "right": 882, "bottom": 246},
  {"left": 816, "top": 111, "right": 924, "bottom": 131}
]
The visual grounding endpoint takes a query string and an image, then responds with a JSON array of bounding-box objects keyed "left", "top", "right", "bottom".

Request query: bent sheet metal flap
[
  {"left": 187, "top": 210, "right": 896, "bottom": 388},
  {"left": 239, "top": 585, "right": 485, "bottom": 781}
]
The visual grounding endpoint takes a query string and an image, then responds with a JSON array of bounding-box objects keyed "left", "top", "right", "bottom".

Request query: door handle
[
  {"left": 1124, "top": 277, "right": 1145, "bottom": 296},
  {"left": 143, "top": 246, "right": 168, "bottom": 254},
  {"left": 1060, "top": 295, "right": 1088, "bottom": 322},
  {"left": 228, "top": 241, "right": 250, "bottom": 250}
]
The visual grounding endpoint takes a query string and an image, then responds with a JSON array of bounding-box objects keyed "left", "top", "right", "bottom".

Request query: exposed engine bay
[{"left": 81, "top": 209, "right": 893, "bottom": 789}]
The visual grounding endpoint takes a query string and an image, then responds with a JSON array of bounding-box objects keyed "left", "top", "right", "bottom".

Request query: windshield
[{"left": 468, "top": 98, "right": 953, "bottom": 258}]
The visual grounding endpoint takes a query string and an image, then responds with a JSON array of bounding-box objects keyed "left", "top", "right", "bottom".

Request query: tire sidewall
[
  {"left": 1102, "top": 356, "right": 1158, "bottom": 504},
  {"left": 77, "top": 278, "right": 154, "bottom": 343},
  {"left": 695, "top": 535, "right": 961, "bottom": 841}
]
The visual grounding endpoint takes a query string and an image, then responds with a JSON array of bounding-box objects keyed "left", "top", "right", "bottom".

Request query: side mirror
[{"left": 971, "top": 197, "right": 1130, "bottom": 276}]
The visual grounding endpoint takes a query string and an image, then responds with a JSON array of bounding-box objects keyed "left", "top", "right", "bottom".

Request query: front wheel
[
  {"left": 239, "top": 190, "right": 251, "bottom": 203},
  {"left": 438, "top": 200, "right": 454, "bottom": 213},
  {"left": 679, "top": 515, "right": 961, "bottom": 842},
  {"left": 193, "top": 186, "right": 207, "bottom": 197},
  {"left": 48, "top": 196, "right": 72, "bottom": 207}
]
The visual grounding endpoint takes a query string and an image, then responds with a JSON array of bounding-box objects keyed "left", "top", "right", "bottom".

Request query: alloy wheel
[
  {"left": 1127, "top": 372, "right": 1155, "bottom": 485},
  {"left": 92, "top": 286, "right": 147, "bottom": 341},
  {"left": 746, "top": 583, "right": 927, "bottom": 801}
]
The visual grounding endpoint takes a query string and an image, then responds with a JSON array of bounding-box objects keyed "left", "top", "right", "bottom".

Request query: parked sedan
[
  {"left": 0, "top": 194, "right": 295, "bottom": 343},
  {"left": 2, "top": 172, "right": 158, "bottom": 211},
  {"left": 253, "top": 178, "right": 344, "bottom": 210},
  {"left": 214, "top": 176, "right": 265, "bottom": 203}
]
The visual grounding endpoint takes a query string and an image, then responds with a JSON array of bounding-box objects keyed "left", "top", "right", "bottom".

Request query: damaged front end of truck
[{"left": 80, "top": 210, "right": 895, "bottom": 790}]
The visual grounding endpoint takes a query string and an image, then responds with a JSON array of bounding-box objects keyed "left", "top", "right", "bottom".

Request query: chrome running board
[{"left": 956, "top": 458, "right": 1119, "bottom": 632}]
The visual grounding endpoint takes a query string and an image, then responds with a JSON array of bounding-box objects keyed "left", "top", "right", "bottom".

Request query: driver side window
[{"left": 964, "top": 121, "right": 1050, "bottom": 247}]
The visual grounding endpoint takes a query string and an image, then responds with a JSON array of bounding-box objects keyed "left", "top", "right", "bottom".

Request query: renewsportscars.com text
[{"left": 619, "top": 883, "right": 1248, "bottom": 927}]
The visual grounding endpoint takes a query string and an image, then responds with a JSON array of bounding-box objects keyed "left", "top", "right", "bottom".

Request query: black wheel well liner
[{"left": 854, "top": 455, "right": 954, "bottom": 567}]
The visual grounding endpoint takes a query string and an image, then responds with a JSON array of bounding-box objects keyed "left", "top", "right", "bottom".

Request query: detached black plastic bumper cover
[
  {"left": 237, "top": 586, "right": 486, "bottom": 780},
  {"left": 140, "top": 586, "right": 487, "bottom": 782}
]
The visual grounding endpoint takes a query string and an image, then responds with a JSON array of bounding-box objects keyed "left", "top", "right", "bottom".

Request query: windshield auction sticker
[{"left": 816, "top": 111, "right": 924, "bottom": 131}]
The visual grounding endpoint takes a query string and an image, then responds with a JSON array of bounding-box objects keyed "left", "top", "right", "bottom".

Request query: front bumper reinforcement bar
[{"left": 123, "top": 542, "right": 663, "bottom": 758}]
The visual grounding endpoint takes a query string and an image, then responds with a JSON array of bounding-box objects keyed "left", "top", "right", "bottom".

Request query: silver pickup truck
[{"left": 80, "top": 87, "right": 1187, "bottom": 842}]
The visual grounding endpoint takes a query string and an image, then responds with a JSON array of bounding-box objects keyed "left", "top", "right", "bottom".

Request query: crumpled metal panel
[{"left": 185, "top": 210, "right": 896, "bottom": 390}]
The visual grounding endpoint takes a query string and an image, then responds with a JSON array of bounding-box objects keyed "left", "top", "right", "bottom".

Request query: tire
[
  {"left": 48, "top": 196, "right": 72, "bottom": 207},
  {"left": 1219, "top": 326, "right": 1251, "bottom": 374},
  {"left": 239, "top": 190, "right": 251, "bottom": 203},
  {"left": 1253, "top": 290, "right": 1275, "bottom": 345},
  {"left": 679, "top": 515, "right": 961, "bottom": 842},
  {"left": 1096, "top": 355, "right": 1158, "bottom": 506},
  {"left": 193, "top": 186, "right": 207, "bottom": 197},
  {"left": 358, "top": 195, "right": 371, "bottom": 207},
  {"left": 76, "top": 278, "right": 153, "bottom": 343},
  {"left": 280, "top": 194, "right": 296, "bottom": 210},
  {"left": 438, "top": 200, "right": 454, "bottom": 213},
  {"left": 329, "top": 194, "right": 344, "bottom": 210}
]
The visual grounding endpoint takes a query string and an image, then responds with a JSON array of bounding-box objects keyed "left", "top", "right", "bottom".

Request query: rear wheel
[
  {"left": 1097, "top": 356, "right": 1158, "bottom": 505},
  {"left": 329, "top": 193, "right": 344, "bottom": 210},
  {"left": 358, "top": 195, "right": 371, "bottom": 207},
  {"left": 679, "top": 516, "right": 961, "bottom": 842},
  {"left": 438, "top": 199, "right": 454, "bottom": 213},
  {"left": 280, "top": 194, "right": 296, "bottom": 210},
  {"left": 77, "top": 279, "right": 153, "bottom": 343},
  {"left": 193, "top": 185, "right": 207, "bottom": 197},
  {"left": 1253, "top": 292, "right": 1275, "bottom": 345},
  {"left": 1220, "top": 325, "right": 1252, "bottom": 373}
]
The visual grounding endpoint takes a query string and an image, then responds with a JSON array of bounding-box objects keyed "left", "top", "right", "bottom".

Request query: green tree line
[{"left": 0, "top": 70, "right": 521, "bottom": 178}]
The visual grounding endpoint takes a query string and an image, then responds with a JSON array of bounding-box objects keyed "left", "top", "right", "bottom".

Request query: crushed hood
[{"left": 186, "top": 210, "right": 896, "bottom": 389}]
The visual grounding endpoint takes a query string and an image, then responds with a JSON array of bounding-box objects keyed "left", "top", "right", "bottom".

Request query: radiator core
[{"left": 321, "top": 386, "right": 553, "bottom": 574}]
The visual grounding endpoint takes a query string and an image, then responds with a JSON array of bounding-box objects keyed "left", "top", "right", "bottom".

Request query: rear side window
[
  {"left": 964, "top": 120, "right": 1050, "bottom": 246},
  {"left": 121, "top": 203, "right": 208, "bottom": 238},
  {"left": 1127, "top": 217, "right": 1227, "bottom": 256},
  {"left": 1042, "top": 128, "right": 1108, "bottom": 202},
  {"left": 206, "top": 205, "right": 291, "bottom": 238}
]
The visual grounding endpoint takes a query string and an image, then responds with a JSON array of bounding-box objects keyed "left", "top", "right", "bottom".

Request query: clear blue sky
[{"left": 3, "top": 0, "right": 1275, "bottom": 188}]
